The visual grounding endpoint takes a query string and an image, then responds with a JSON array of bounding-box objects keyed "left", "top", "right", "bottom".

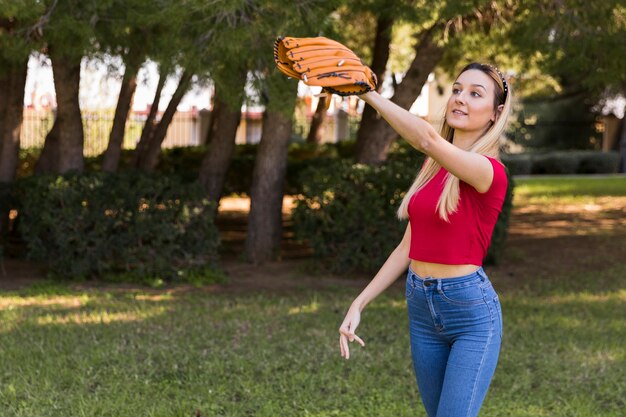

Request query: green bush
[
  {"left": 15, "top": 172, "right": 220, "bottom": 283},
  {"left": 483, "top": 168, "right": 515, "bottom": 265},
  {"left": 577, "top": 150, "right": 620, "bottom": 174},
  {"left": 515, "top": 150, "right": 621, "bottom": 175},
  {"left": 532, "top": 152, "right": 581, "bottom": 174},
  {"left": 292, "top": 160, "right": 416, "bottom": 273},
  {"left": 292, "top": 158, "right": 514, "bottom": 274},
  {"left": 502, "top": 153, "right": 533, "bottom": 175}
]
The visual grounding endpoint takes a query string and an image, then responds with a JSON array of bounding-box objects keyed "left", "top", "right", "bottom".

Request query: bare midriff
[{"left": 409, "top": 259, "right": 480, "bottom": 279}]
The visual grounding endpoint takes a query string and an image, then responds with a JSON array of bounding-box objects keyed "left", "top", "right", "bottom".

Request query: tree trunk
[
  {"left": 135, "top": 70, "right": 193, "bottom": 172},
  {"left": 245, "top": 81, "right": 297, "bottom": 264},
  {"left": 102, "top": 60, "right": 140, "bottom": 172},
  {"left": 353, "top": 15, "right": 394, "bottom": 163},
  {"left": 0, "top": 59, "right": 27, "bottom": 253},
  {"left": 36, "top": 50, "right": 84, "bottom": 174},
  {"left": 198, "top": 86, "right": 243, "bottom": 204},
  {"left": 354, "top": 0, "right": 509, "bottom": 165},
  {"left": 355, "top": 24, "right": 443, "bottom": 164},
  {"left": 306, "top": 96, "right": 327, "bottom": 143},
  {"left": 132, "top": 72, "right": 166, "bottom": 167},
  {"left": 0, "top": 60, "right": 27, "bottom": 182}
]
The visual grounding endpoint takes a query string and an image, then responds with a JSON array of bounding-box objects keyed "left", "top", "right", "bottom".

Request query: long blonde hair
[{"left": 397, "top": 63, "right": 513, "bottom": 222}]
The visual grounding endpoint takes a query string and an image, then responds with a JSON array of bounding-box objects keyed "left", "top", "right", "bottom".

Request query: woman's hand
[{"left": 338, "top": 304, "right": 366, "bottom": 359}]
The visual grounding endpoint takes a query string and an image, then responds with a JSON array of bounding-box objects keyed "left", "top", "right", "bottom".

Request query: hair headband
[{"left": 488, "top": 65, "right": 508, "bottom": 103}]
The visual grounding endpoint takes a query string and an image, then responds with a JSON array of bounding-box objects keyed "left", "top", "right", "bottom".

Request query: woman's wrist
[
  {"left": 351, "top": 298, "right": 367, "bottom": 312},
  {"left": 360, "top": 90, "right": 378, "bottom": 104}
]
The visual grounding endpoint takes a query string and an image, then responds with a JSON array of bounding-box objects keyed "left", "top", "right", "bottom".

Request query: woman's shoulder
[{"left": 482, "top": 155, "right": 508, "bottom": 194}]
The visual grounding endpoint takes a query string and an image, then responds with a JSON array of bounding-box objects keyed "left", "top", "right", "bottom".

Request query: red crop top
[{"left": 408, "top": 156, "right": 508, "bottom": 265}]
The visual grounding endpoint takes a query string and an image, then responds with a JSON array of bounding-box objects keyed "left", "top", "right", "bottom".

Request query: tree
[
  {"left": 246, "top": 78, "right": 298, "bottom": 263},
  {"left": 130, "top": 0, "right": 223, "bottom": 172},
  {"left": 306, "top": 96, "right": 328, "bottom": 143},
  {"left": 0, "top": 1, "right": 47, "bottom": 252},
  {"left": 197, "top": 3, "right": 264, "bottom": 205},
  {"left": 351, "top": 0, "right": 515, "bottom": 163},
  {"left": 198, "top": 78, "right": 246, "bottom": 205},
  {"left": 132, "top": 69, "right": 193, "bottom": 171},
  {"left": 35, "top": 0, "right": 113, "bottom": 174},
  {"left": 98, "top": 0, "right": 161, "bottom": 172},
  {"left": 244, "top": 0, "right": 337, "bottom": 264},
  {"left": 0, "top": 1, "right": 48, "bottom": 181}
]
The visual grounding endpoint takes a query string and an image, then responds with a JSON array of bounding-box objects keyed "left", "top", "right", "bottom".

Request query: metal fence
[
  {"left": 21, "top": 108, "right": 363, "bottom": 156},
  {"left": 22, "top": 109, "right": 203, "bottom": 156}
]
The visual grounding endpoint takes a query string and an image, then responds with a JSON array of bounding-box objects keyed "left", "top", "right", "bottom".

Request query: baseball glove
[{"left": 274, "top": 36, "right": 378, "bottom": 96}]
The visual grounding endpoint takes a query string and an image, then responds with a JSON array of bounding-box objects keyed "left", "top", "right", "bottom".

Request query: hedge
[
  {"left": 503, "top": 150, "right": 620, "bottom": 175},
  {"left": 14, "top": 172, "right": 220, "bottom": 283},
  {"left": 292, "top": 157, "right": 515, "bottom": 274}
]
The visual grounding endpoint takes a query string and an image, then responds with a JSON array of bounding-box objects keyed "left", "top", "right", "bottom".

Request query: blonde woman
[{"left": 339, "top": 63, "right": 511, "bottom": 417}]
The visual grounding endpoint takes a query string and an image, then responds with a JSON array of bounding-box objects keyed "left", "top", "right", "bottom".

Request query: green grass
[
  {"left": 0, "top": 270, "right": 624, "bottom": 416},
  {"left": 1, "top": 176, "right": 625, "bottom": 416},
  {"left": 513, "top": 176, "right": 626, "bottom": 202}
]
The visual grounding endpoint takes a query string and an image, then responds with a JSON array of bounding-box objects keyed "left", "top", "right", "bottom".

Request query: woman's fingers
[
  {"left": 339, "top": 334, "right": 349, "bottom": 359},
  {"left": 338, "top": 328, "right": 365, "bottom": 359},
  {"left": 351, "top": 333, "right": 365, "bottom": 347}
]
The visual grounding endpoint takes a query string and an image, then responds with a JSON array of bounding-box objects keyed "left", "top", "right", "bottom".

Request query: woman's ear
[{"left": 491, "top": 104, "right": 505, "bottom": 122}]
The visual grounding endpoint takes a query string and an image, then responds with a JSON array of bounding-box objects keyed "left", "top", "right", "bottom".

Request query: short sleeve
[{"left": 483, "top": 156, "right": 508, "bottom": 202}]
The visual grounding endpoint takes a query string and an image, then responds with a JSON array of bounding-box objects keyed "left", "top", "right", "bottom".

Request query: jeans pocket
[
  {"left": 406, "top": 277, "right": 415, "bottom": 298},
  {"left": 494, "top": 295, "right": 503, "bottom": 340},
  {"left": 439, "top": 284, "right": 485, "bottom": 306}
]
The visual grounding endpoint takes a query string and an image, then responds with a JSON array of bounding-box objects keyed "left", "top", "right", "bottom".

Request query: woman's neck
[{"left": 452, "top": 128, "right": 487, "bottom": 150}]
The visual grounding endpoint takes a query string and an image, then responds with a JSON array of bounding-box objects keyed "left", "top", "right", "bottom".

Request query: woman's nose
[{"left": 455, "top": 92, "right": 466, "bottom": 104}]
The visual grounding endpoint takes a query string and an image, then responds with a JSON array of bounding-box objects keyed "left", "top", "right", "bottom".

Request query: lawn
[{"left": 0, "top": 176, "right": 625, "bottom": 416}]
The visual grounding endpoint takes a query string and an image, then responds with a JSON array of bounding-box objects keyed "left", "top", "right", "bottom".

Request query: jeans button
[{"left": 424, "top": 281, "right": 432, "bottom": 287}]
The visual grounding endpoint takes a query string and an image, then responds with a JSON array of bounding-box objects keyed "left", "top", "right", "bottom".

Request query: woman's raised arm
[{"left": 360, "top": 92, "right": 495, "bottom": 193}]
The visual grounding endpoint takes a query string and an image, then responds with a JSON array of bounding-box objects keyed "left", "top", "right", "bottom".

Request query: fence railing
[
  {"left": 22, "top": 109, "right": 203, "bottom": 156},
  {"left": 21, "top": 108, "right": 362, "bottom": 156}
]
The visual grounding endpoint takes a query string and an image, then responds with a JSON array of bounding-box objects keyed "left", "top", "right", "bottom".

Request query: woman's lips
[{"left": 452, "top": 109, "right": 467, "bottom": 116}]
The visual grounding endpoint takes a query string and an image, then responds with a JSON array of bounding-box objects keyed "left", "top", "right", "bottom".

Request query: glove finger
[
  {"left": 279, "top": 36, "right": 349, "bottom": 51},
  {"left": 301, "top": 65, "right": 371, "bottom": 79},
  {"left": 305, "top": 68, "right": 378, "bottom": 96},
  {"left": 303, "top": 69, "right": 370, "bottom": 87},
  {"left": 274, "top": 37, "right": 302, "bottom": 79},
  {"left": 292, "top": 57, "right": 363, "bottom": 73},
  {"left": 274, "top": 38, "right": 294, "bottom": 66},
  {"left": 287, "top": 46, "right": 358, "bottom": 62},
  {"left": 326, "top": 82, "right": 373, "bottom": 96},
  {"left": 275, "top": 62, "right": 301, "bottom": 78}
]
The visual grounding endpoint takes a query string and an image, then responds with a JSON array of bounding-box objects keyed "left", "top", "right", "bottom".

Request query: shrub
[
  {"left": 292, "top": 158, "right": 514, "bottom": 274},
  {"left": 577, "top": 151, "right": 620, "bottom": 174},
  {"left": 502, "top": 154, "right": 533, "bottom": 176},
  {"left": 292, "top": 160, "right": 417, "bottom": 273},
  {"left": 15, "top": 172, "right": 220, "bottom": 283},
  {"left": 531, "top": 152, "right": 581, "bottom": 174},
  {"left": 483, "top": 167, "right": 515, "bottom": 265}
]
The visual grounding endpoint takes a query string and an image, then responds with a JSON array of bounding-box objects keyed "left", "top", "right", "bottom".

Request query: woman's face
[{"left": 445, "top": 69, "right": 499, "bottom": 134}]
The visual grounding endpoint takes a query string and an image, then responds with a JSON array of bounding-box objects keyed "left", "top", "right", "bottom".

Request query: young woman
[{"left": 338, "top": 63, "right": 512, "bottom": 417}]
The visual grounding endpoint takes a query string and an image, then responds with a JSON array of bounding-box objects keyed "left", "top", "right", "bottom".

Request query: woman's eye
[
  {"left": 471, "top": 91, "right": 481, "bottom": 97},
  {"left": 452, "top": 88, "right": 460, "bottom": 94}
]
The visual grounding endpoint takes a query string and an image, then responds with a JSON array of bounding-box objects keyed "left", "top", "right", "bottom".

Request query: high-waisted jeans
[{"left": 405, "top": 266, "right": 502, "bottom": 417}]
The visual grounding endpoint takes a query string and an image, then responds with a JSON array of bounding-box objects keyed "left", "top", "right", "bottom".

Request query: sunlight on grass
[
  {"left": 514, "top": 177, "right": 626, "bottom": 199},
  {"left": 544, "top": 290, "right": 626, "bottom": 304},
  {"left": 35, "top": 306, "right": 169, "bottom": 326},
  {"left": 0, "top": 295, "right": 89, "bottom": 310},
  {"left": 288, "top": 301, "right": 320, "bottom": 315},
  {"left": 134, "top": 293, "right": 174, "bottom": 302}
]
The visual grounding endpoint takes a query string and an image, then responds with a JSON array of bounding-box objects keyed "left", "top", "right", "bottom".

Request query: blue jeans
[{"left": 405, "top": 266, "right": 502, "bottom": 417}]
